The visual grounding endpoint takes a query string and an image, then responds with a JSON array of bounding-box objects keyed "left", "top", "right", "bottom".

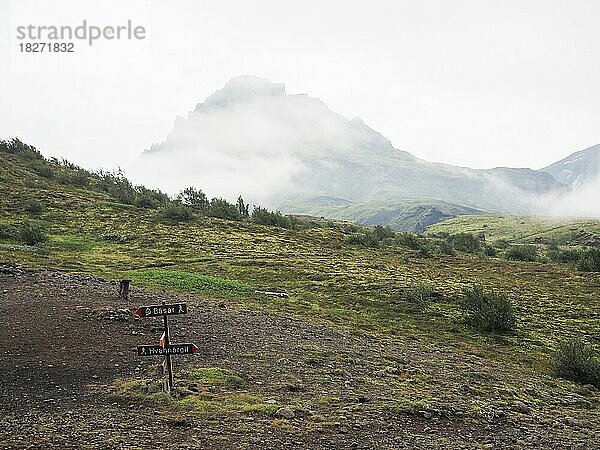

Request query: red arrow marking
[
  {"left": 191, "top": 344, "right": 198, "bottom": 354},
  {"left": 136, "top": 307, "right": 142, "bottom": 317}
]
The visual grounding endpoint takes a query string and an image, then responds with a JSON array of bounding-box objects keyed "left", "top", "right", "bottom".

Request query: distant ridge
[{"left": 140, "top": 76, "right": 588, "bottom": 230}]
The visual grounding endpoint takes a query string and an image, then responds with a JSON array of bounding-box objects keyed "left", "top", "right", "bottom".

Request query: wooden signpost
[{"left": 135, "top": 301, "right": 197, "bottom": 394}]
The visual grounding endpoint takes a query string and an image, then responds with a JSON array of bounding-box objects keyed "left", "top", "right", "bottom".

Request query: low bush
[
  {"left": 24, "top": 199, "right": 44, "bottom": 214},
  {"left": 576, "top": 248, "right": 600, "bottom": 272},
  {"left": 550, "top": 338, "right": 600, "bottom": 388},
  {"left": 548, "top": 247, "right": 583, "bottom": 264},
  {"left": 347, "top": 226, "right": 396, "bottom": 248},
  {"left": 18, "top": 221, "right": 47, "bottom": 245},
  {"left": 31, "top": 161, "right": 53, "bottom": 178},
  {"left": 159, "top": 203, "right": 194, "bottom": 222},
  {"left": 0, "top": 223, "right": 16, "bottom": 239},
  {"left": 504, "top": 245, "right": 538, "bottom": 262},
  {"left": 251, "top": 207, "right": 295, "bottom": 229},
  {"left": 448, "top": 233, "right": 482, "bottom": 253},
  {"left": 460, "top": 286, "right": 516, "bottom": 333},
  {"left": 437, "top": 240, "right": 455, "bottom": 255},
  {"left": 493, "top": 239, "right": 510, "bottom": 250},
  {"left": 208, "top": 198, "right": 242, "bottom": 221},
  {"left": 394, "top": 232, "right": 423, "bottom": 250},
  {"left": 482, "top": 243, "right": 497, "bottom": 257}
]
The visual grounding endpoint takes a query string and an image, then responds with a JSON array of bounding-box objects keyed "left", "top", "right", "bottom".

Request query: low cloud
[{"left": 538, "top": 175, "right": 600, "bottom": 218}]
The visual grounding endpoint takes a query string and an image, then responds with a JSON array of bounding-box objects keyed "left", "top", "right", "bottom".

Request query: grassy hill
[
  {"left": 426, "top": 215, "right": 600, "bottom": 246},
  {"left": 279, "top": 198, "right": 485, "bottom": 232},
  {"left": 1, "top": 143, "right": 600, "bottom": 447}
]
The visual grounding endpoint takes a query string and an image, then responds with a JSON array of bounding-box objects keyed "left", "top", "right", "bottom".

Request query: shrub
[
  {"left": 134, "top": 194, "right": 161, "bottom": 209},
  {"left": 159, "top": 203, "right": 194, "bottom": 222},
  {"left": 394, "top": 232, "right": 423, "bottom": 250},
  {"left": 0, "top": 138, "right": 43, "bottom": 160},
  {"left": 208, "top": 198, "right": 242, "bottom": 220},
  {"left": 347, "top": 226, "right": 395, "bottom": 248},
  {"left": 346, "top": 232, "right": 379, "bottom": 247},
  {"left": 251, "top": 207, "right": 294, "bottom": 229},
  {"left": 401, "top": 284, "right": 439, "bottom": 311},
  {"left": 548, "top": 247, "right": 583, "bottom": 264},
  {"left": 437, "top": 240, "right": 455, "bottom": 255},
  {"left": 448, "top": 233, "right": 482, "bottom": 253},
  {"left": 18, "top": 221, "right": 47, "bottom": 245},
  {"left": 460, "top": 286, "right": 516, "bottom": 333},
  {"left": 576, "top": 248, "right": 600, "bottom": 272},
  {"left": 0, "top": 223, "right": 16, "bottom": 239},
  {"left": 177, "top": 187, "right": 209, "bottom": 212},
  {"left": 504, "top": 245, "right": 538, "bottom": 262},
  {"left": 482, "top": 243, "right": 497, "bottom": 257},
  {"left": 31, "top": 161, "right": 53, "bottom": 178},
  {"left": 372, "top": 225, "right": 395, "bottom": 242},
  {"left": 493, "top": 239, "right": 510, "bottom": 250},
  {"left": 24, "top": 199, "right": 44, "bottom": 214},
  {"left": 550, "top": 338, "right": 600, "bottom": 388},
  {"left": 56, "top": 169, "right": 90, "bottom": 187}
]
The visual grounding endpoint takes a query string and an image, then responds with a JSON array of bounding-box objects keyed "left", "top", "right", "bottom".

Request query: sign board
[
  {"left": 137, "top": 343, "right": 198, "bottom": 356},
  {"left": 136, "top": 303, "right": 187, "bottom": 318}
]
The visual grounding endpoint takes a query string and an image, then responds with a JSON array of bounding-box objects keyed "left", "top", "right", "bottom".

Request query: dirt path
[{"left": 0, "top": 266, "right": 596, "bottom": 449}]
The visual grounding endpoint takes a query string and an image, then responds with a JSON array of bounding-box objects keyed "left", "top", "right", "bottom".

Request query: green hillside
[
  {"left": 427, "top": 215, "right": 600, "bottom": 246},
  {"left": 1, "top": 142, "right": 600, "bottom": 444},
  {"left": 280, "top": 198, "right": 485, "bottom": 232}
]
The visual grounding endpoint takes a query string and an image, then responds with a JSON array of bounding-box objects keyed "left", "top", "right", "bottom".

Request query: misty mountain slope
[
  {"left": 140, "top": 76, "right": 568, "bottom": 228},
  {"left": 281, "top": 198, "right": 485, "bottom": 232},
  {"left": 541, "top": 144, "right": 600, "bottom": 189}
]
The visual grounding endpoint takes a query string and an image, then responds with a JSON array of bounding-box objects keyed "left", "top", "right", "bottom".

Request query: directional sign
[
  {"left": 137, "top": 343, "right": 198, "bottom": 356},
  {"left": 136, "top": 303, "right": 187, "bottom": 318}
]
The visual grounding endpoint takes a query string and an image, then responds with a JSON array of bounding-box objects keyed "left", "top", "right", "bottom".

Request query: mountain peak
[
  {"left": 541, "top": 144, "right": 600, "bottom": 189},
  {"left": 198, "top": 76, "right": 286, "bottom": 110}
]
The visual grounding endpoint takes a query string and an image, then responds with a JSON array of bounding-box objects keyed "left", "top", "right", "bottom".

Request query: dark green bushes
[
  {"left": 18, "top": 221, "right": 47, "bottom": 245},
  {"left": 24, "top": 200, "right": 44, "bottom": 214},
  {"left": 460, "top": 286, "right": 516, "bottom": 333},
  {"left": 577, "top": 248, "right": 600, "bottom": 272},
  {"left": 547, "top": 247, "right": 600, "bottom": 272},
  {"left": 504, "top": 245, "right": 538, "bottom": 262},
  {"left": 31, "top": 161, "right": 54, "bottom": 178},
  {"left": 394, "top": 232, "right": 423, "bottom": 250},
  {"left": 251, "top": 207, "right": 296, "bottom": 229},
  {"left": 177, "top": 187, "right": 209, "bottom": 212},
  {"left": 0, "top": 223, "right": 16, "bottom": 239},
  {"left": 159, "top": 203, "right": 194, "bottom": 222},
  {"left": 0, "top": 138, "right": 43, "bottom": 160},
  {"left": 448, "top": 233, "right": 482, "bottom": 253},
  {"left": 347, "top": 225, "right": 395, "bottom": 248},
  {"left": 550, "top": 338, "right": 600, "bottom": 388},
  {"left": 208, "top": 198, "right": 242, "bottom": 220}
]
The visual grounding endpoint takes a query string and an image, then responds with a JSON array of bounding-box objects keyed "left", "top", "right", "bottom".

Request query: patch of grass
[
  {"left": 129, "top": 270, "right": 252, "bottom": 297},
  {"left": 109, "top": 379, "right": 172, "bottom": 405},
  {"left": 184, "top": 367, "right": 246, "bottom": 387}
]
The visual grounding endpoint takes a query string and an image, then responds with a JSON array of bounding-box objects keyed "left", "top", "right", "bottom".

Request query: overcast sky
[{"left": 1, "top": 0, "right": 599, "bottom": 174}]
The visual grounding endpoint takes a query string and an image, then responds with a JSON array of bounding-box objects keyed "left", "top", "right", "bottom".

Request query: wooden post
[
  {"left": 119, "top": 279, "right": 131, "bottom": 300},
  {"left": 162, "top": 301, "right": 174, "bottom": 393}
]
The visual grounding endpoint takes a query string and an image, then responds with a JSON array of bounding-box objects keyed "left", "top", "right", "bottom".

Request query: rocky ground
[{"left": 0, "top": 265, "right": 597, "bottom": 449}]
